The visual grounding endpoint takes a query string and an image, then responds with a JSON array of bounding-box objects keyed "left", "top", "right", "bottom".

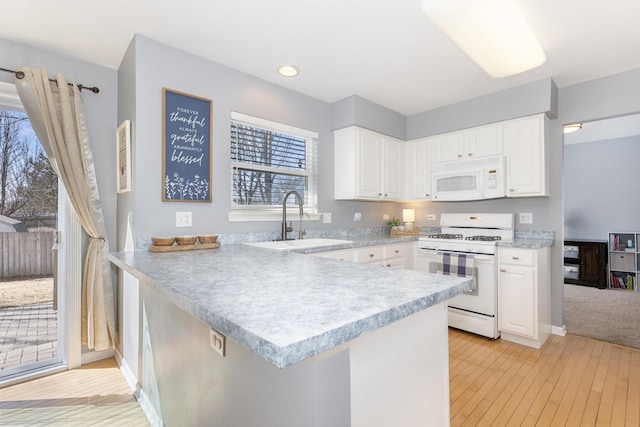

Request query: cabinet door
[
  {"left": 579, "top": 243, "right": 603, "bottom": 283},
  {"left": 356, "top": 129, "right": 383, "bottom": 198},
  {"left": 405, "top": 138, "right": 432, "bottom": 200},
  {"left": 504, "top": 115, "right": 547, "bottom": 197},
  {"left": 498, "top": 266, "right": 537, "bottom": 339},
  {"left": 383, "top": 138, "right": 402, "bottom": 199},
  {"left": 432, "top": 132, "right": 465, "bottom": 163},
  {"left": 465, "top": 123, "right": 504, "bottom": 158}
]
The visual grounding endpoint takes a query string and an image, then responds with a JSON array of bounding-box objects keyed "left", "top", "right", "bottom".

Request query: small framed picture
[{"left": 116, "top": 120, "right": 132, "bottom": 193}]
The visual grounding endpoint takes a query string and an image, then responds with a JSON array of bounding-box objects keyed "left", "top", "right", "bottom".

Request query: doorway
[
  {"left": 562, "top": 113, "right": 640, "bottom": 349},
  {"left": 0, "top": 82, "right": 76, "bottom": 384}
]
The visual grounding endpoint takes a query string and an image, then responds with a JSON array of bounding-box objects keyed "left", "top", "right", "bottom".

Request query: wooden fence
[{"left": 0, "top": 232, "right": 54, "bottom": 278}]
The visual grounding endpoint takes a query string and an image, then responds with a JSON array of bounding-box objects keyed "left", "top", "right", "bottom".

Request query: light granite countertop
[{"left": 110, "top": 242, "right": 471, "bottom": 368}]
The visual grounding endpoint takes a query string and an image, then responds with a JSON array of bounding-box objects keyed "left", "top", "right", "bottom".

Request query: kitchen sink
[{"left": 244, "top": 238, "right": 352, "bottom": 251}]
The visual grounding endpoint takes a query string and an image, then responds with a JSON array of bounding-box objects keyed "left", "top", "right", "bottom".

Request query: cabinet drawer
[
  {"left": 499, "top": 248, "right": 534, "bottom": 267},
  {"left": 314, "top": 249, "right": 354, "bottom": 262},
  {"left": 611, "top": 253, "right": 635, "bottom": 271},
  {"left": 384, "top": 243, "right": 407, "bottom": 259},
  {"left": 382, "top": 258, "right": 405, "bottom": 269},
  {"left": 354, "top": 246, "right": 384, "bottom": 263}
]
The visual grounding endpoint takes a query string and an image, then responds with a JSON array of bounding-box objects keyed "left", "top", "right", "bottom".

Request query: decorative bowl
[
  {"left": 151, "top": 237, "right": 175, "bottom": 246},
  {"left": 198, "top": 235, "right": 218, "bottom": 244},
  {"left": 175, "top": 236, "right": 197, "bottom": 245}
]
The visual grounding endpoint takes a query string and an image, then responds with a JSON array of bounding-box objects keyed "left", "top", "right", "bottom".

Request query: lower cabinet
[
  {"left": 313, "top": 242, "right": 412, "bottom": 270},
  {"left": 498, "top": 246, "right": 550, "bottom": 349}
]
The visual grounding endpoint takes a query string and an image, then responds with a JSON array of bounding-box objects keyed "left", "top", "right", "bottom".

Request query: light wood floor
[
  {"left": 0, "top": 332, "right": 638, "bottom": 426},
  {"left": 0, "top": 358, "right": 148, "bottom": 426},
  {"left": 450, "top": 328, "right": 640, "bottom": 427}
]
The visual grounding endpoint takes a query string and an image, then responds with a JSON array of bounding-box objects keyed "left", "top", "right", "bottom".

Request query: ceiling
[{"left": 2, "top": 0, "right": 640, "bottom": 116}]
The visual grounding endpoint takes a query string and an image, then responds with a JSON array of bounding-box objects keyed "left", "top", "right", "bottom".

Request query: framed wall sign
[
  {"left": 162, "top": 88, "right": 213, "bottom": 202},
  {"left": 116, "top": 120, "right": 132, "bottom": 193}
]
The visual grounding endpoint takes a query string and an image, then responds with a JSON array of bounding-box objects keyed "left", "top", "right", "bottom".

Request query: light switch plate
[
  {"left": 383, "top": 214, "right": 390, "bottom": 221},
  {"left": 176, "top": 211, "right": 192, "bottom": 227},
  {"left": 519, "top": 213, "right": 533, "bottom": 224},
  {"left": 427, "top": 214, "right": 437, "bottom": 221},
  {"left": 323, "top": 212, "right": 332, "bottom": 223}
]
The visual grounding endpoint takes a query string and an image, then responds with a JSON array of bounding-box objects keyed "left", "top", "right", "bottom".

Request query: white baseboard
[
  {"left": 552, "top": 324, "right": 567, "bottom": 336},
  {"left": 114, "top": 349, "right": 138, "bottom": 393},
  {"left": 81, "top": 348, "right": 114, "bottom": 365},
  {"left": 137, "top": 388, "right": 163, "bottom": 427}
]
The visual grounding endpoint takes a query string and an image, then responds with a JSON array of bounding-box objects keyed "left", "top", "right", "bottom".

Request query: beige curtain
[{"left": 15, "top": 67, "right": 115, "bottom": 351}]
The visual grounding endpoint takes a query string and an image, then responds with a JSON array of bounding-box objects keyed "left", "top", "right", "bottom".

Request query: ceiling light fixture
[
  {"left": 277, "top": 65, "right": 299, "bottom": 77},
  {"left": 420, "top": 0, "right": 546, "bottom": 78},
  {"left": 563, "top": 123, "right": 583, "bottom": 134}
]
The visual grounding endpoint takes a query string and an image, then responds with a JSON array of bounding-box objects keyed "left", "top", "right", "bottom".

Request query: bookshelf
[{"left": 608, "top": 232, "right": 639, "bottom": 291}]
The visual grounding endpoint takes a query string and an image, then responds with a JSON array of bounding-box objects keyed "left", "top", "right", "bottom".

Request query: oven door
[{"left": 416, "top": 248, "right": 496, "bottom": 316}]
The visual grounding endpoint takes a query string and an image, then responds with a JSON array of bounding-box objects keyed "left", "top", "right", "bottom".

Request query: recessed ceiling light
[
  {"left": 563, "top": 124, "right": 583, "bottom": 134},
  {"left": 278, "top": 65, "right": 299, "bottom": 77},
  {"left": 421, "top": 0, "right": 546, "bottom": 78}
]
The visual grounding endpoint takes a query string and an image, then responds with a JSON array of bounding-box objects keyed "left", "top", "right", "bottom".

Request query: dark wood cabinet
[{"left": 564, "top": 240, "right": 607, "bottom": 289}]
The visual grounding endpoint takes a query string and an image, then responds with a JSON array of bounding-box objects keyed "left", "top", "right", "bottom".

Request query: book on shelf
[{"left": 610, "top": 273, "right": 635, "bottom": 290}]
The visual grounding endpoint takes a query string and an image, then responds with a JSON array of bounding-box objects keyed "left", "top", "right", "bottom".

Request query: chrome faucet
[{"left": 280, "top": 190, "right": 304, "bottom": 241}]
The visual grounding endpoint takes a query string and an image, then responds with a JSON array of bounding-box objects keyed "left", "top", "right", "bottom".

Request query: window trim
[{"left": 228, "top": 111, "right": 319, "bottom": 222}]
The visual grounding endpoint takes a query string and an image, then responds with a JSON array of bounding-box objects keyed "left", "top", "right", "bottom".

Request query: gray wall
[
  {"left": 118, "top": 35, "right": 404, "bottom": 246},
  {"left": 564, "top": 135, "right": 640, "bottom": 240}
]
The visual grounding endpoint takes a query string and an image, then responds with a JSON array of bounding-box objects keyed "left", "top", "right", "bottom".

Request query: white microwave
[{"left": 431, "top": 156, "right": 506, "bottom": 201}]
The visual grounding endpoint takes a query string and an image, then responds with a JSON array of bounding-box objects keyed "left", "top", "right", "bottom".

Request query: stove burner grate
[
  {"left": 427, "top": 233, "right": 463, "bottom": 240},
  {"left": 465, "top": 235, "right": 502, "bottom": 241}
]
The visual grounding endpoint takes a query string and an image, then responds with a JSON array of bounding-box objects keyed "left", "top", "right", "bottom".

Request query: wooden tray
[
  {"left": 149, "top": 242, "right": 221, "bottom": 252},
  {"left": 390, "top": 229, "right": 420, "bottom": 235}
]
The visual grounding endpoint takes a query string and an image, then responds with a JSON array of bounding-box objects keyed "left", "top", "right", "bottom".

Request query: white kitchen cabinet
[
  {"left": 498, "top": 246, "right": 550, "bottom": 349},
  {"left": 432, "top": 122, "right": 504, "bottom": 163},
  {"left": 383, "top": 243, "right": 412, "bottom": 269},
  {"left": 313, "top": 248, "right": 355, "bottom": 262},
  {"left": 504, "top": 114, "right": 548, "bottom": 197},
  {"left": 334, "top": 126, "right": 403, "bottom": 201},
  {"left": 313, "top": 242, "right": 413, "bottom": 270},
  {"left": 354, "top": 245, "right": 385, "bottom": 264},
  {"left": 404, "top": 137, "right": 433, "bottom": 200}
]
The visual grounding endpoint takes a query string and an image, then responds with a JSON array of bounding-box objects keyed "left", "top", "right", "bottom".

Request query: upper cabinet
[
  {"left": 333, "top": 114, "right": 548, "bottom": 203},
  {"left": 334, "top": 126, "right": 403, "bottom": 201},
  {"left": 404, "top": 137, "right": 432, "bottom": 200},
  {"left": 432, "top": 123, "right": 504, "bottom": 163},
  {"left": 504, "top": 114, "right": 548, "bottom": 197}
]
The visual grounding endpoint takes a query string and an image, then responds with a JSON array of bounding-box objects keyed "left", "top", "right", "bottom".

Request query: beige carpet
[{"left": 564, "top": 284, "right": 640, "bottom": 349}]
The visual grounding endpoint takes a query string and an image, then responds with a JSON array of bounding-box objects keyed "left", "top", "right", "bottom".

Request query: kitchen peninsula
[{"left": 110, "top": 242, "right": 471, "bottom": 427}]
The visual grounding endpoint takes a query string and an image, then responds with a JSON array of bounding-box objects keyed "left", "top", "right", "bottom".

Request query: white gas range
[{"left": 416, "top": 213, "right": 514, "bottom": 339}]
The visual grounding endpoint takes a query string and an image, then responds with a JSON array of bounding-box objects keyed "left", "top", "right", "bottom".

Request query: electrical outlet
[
  {"left": 427, "top": 214, "right": 437, "bottom": 221},
  {"left": 519, "top": 213, "right": 533, "bottom": 224},
  {"left": 176, "top": 211, "right": 192, "bottom": 227},
  {"left": 210, "top": 329, "right": 226, "bottom": 357},
  {"left": 383, "top": 214, "right": 390, "bottom": 221},
  {"left": 353, "top": 212, "right": 362, "bottom": 222},
  {"left": 323, "top": 212, "right": 332, "bottom": 224}
]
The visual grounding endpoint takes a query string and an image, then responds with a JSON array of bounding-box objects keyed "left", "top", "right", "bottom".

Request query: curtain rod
[{"left": 0, "top": 67, "right": 100, "bottom": 94}]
